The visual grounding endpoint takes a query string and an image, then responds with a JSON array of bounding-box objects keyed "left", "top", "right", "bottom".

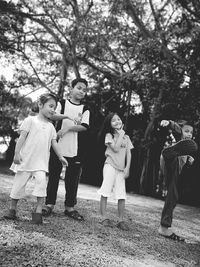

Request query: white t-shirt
[
  {"left": 11, "top": 116, "right": 57, "bottom": 172},
  {"left": 105, "top": 133, "right": 133, "bottom": 171},
  {"left": 57, "top": 100, "right": 90, "bottom": 157}
]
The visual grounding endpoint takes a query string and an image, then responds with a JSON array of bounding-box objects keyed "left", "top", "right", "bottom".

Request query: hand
[
  {"left": 59, "top": 156, "right": 68, "bottom": 166},
  {"left": 57, "top": 129, "right": 65, "bottom": 139},
  {"left": 123, "top": 168, "right": 130, "bottom": 179},
  {"left": 116, "top": 128, "right": 125, "bottom": 136},
  {"left": 160, "top": 120, "right": 169, "bottom": 127},
  {"left": 188, "top": 156, "right": 194, "bottom": 165},
  {"left": 13, "top": 153, "right": 22, "bottom": 164},
  {"left": 74, "top": 113, "right": 82, "bottom": 125},
  {"left": 57, "top": 127, "right": 70, "bottom": 138}
]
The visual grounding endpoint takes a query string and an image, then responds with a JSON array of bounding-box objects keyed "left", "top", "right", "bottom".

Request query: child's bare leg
[
  {"left": 117, "top": 199, "right": 129, "bottom": 230},
  {"left": 32, "top": 197, "right": 43, "bottom": 224},
  {"left": 100, "top": 196, "right": 107, "bottom": 217},
  {"left": 118, "top": 199, "right": 125, "bottom": 221},
  {"left": 36, "top": 197, "right": 44, "bottom": 213},
  {"left": 10, "top": 198, "right": 19, "bottom": 211},
  {"left": 4, "top": 198, "right": 19, "bottom": 219}
]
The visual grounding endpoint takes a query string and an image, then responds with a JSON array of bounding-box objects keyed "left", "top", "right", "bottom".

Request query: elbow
[{"left": 81, "top": 123, "right": 89, "bottom": 131}]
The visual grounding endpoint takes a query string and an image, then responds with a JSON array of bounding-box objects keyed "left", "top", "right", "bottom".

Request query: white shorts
[
  {"left": 97, "top": 164, "right": 126, "bottom": 200},
  {"left": 10, "top": 171, "right": 47, "bottom": 199}
]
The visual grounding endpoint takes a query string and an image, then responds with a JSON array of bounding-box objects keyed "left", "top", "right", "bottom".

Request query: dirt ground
[{"left": 0, "top": 172, "right": 200, "bottom": 267}]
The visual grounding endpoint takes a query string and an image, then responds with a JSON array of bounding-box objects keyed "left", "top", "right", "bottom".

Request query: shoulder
[
  {"left": 124, "top": 134, "right": 131, "bottom": 140},
  {"left": 125, "top": 134, "right": 134, "bottom": 147},
  {"left": 105, "top": 133, "right": 113, "bottom": 142},
  {"left": 22, "top": 116, "right": 35, "bottom": 124},
  {"left": 106, "top": 133, "right": 112, "bottom": 138},
  {"left": 82, "top": 104, "right": 90, "bottom": 113}
]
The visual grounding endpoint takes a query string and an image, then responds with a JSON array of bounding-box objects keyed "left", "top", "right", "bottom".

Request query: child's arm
[
  {"left": 124, "top": 147, "right": 132, "bottom": 179},
  {"left": 51, "top": 139, "right": 68, "bottom": 166},
  {"left": 107, "top": 129, "right": 125, "bottom": 153},
  {"left": 57, "top": 124, "right": 88, "bottom": 139},
  {"left": 51, "top": 113, "right": 74, "bottom": 122},
  {"left": 13, "top": 130, "right": 28, "bottom": 164},
  {"left": 160, "top": 120, "right": 182, "bottom": 135}
]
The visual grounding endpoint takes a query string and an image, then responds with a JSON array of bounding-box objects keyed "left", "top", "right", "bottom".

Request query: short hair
[
  {"left": 177, "top": 120, "right": 193, "bottom": 128},
  {"left": 71, "top": 78, "right": 88, "bottom": 88},
  {"left": 38, "top": 93, "right": 58, "bottom": 105}
]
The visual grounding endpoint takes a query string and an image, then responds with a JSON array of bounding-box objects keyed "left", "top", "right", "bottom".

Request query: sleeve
[
  {"left": 51, "top": 125, "right": 57, "bottom": 140},
  {"left": 105, "top": 133, "right": 114, "bottom": 145},
  {"left": 126, "top": 136, "right": 134, "bottom": 150},
  {"left": 20, "top": 117, "right": 32, "bottom": 133},
  {"left": 81, "top": 109, "right": 90, "bottom": 129}
]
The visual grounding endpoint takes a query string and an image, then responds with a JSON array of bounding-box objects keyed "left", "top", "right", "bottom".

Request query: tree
[{"left": 1, "top": 0, "right": 200, "bottom": 196}]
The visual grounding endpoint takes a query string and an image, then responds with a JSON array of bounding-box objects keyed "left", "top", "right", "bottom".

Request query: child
[
  {"left": 42, "top": 78, "right": 90, "bottom": 221},
  {"left": 4, "top": 93, "right": 68, "bottom": 224},
  {"left": 97, "top": 112, "right": 133, "bottom": 230},
  {"left": 158, "top": 120, "right": 198, "bottom": 241}
]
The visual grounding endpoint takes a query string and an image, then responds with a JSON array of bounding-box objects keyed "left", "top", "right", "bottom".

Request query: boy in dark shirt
[{"left": 158, "top": 120, "right": 197, "bottom": 241}]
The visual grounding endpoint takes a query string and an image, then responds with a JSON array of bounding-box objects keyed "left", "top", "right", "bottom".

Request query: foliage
[
  {"left": 0, "top": 81, "right": 32, "bottom": 136},
  {"left": 1, "top": 0, "right": 200, "bottom": 194},
  {"left": 0, "top": 0, "right": 24, "bottom": 52}
]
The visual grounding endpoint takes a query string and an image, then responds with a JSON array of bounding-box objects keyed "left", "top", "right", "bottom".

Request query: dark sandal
[
  {"left": 42, "top": 206, "right": 53, "bottom": 217},
  {"left": 117, "top": 221, "right": 129, "bottom": 231},
  {"left": 100, "top": 219, "right": 115, "bottom": 228},
  {"left": 165, "top": 233, "right": 185, "bottom": 242},
  {"left": 64, "top": 210, "right": 84, "bottom": 221},
  {"left": 3, "top": 209, "right": 17, "bottom": 220}
]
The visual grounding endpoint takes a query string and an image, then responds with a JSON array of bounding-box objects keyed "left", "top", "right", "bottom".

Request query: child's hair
[
  {"left": 98, "top": 112, "right": 118, "bottom": 143},
  {"left": 38, "top": 93, "right": 58, "bottom": 105},
  {"left": 177, "top": 120, "right": 193, "bottom": 128},
  {"left": 71, "top": 78, "right": 88, "bottom": 88}
]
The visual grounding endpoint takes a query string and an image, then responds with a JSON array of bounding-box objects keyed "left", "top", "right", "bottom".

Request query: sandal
[
  {"left": 64, "top": 210, "right": 84, "bottom": 221},
  {"left": 100, "top": 219, "right": 115, "bottom": 228},
  {"left": 117, "top": 221, "right": 129, "bottom": 231},
  {"left": 42, "top": 206, "right": 53, "bottom": 217},
  {"left": 3, "top": 209, "right": 17, "bottom": 220},
  {"left": 164, "top": 233, "right": 185, "bottom": 242}
]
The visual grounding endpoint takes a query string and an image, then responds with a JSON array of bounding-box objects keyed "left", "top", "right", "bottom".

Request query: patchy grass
[{"left": 0, "top": 172, "right": 200, "bottom": 267}]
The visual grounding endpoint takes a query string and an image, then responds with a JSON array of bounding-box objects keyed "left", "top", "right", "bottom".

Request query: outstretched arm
[
  {"left": 160, "top": 120, "right": 182, "bottom": 135},
  {"left": 51, "top": 113, "right": 73, "bottom": 122},
  {"left": 57, "top": 124, "right": 88, "bottom": 139}
]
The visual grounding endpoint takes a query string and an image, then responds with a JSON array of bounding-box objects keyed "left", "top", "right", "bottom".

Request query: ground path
[{"left": 0, "top": 173, "right": 200, "bottom": 267}]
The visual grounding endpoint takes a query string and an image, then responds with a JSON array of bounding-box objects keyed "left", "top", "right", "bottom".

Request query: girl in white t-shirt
[
  {"left": 97, "top": 113, "right": 133, "bottom": 230},
  {"left": 4, "top": 93, "right": 67, "bottom": 224}
]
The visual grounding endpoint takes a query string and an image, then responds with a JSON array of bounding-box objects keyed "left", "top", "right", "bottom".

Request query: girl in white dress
[{"left": 4, "top": 93, "right": 67, "bottom": 224}]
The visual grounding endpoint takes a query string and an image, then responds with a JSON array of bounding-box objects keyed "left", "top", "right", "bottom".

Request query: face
[
  {"left": 111, "top": 114, "right": 122, "bottom": 130},
  {"left": 39, "top": 98, "right": 57, "bottom": 119},
  {"left": 71, "top": 82, "right": 87, "bottom": 101},
  {"left": 182, "top": 125, "right": 193, "bottom": 139}
]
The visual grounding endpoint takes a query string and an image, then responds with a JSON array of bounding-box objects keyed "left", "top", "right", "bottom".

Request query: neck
[
  {"left": 70, "top": 97, "right": 81, "bottom": 104},
  {"left": 38, "top": 113, "right": 48, "bottom": 122}
]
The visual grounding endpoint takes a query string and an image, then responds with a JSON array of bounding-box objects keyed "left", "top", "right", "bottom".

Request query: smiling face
[
  {"left": 39, "top": 98, "right": 57, "bottom": 119},
  {"left": 111, "top": 114, "right": 123, "bottom": 130},
  {"left": 182, "top": 125, "right": 193, "bottom": 139},
  {"left": 70, "top": 82, "right": 87, "bottom": 102}
]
